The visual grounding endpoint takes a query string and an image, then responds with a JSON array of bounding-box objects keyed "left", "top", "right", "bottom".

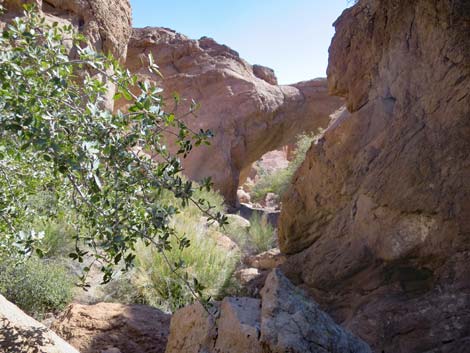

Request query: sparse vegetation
[
  {"left": 250, "top": 133, "right": 317, "bottom": 203},
  {"left": 102, "top": 188, "right": 239, "bottom": 312},
  {"left": 0, "top": 256, "right": 73, "bottom": 319},
  {"left": 248, "top": 213, "right": 276, "bottom": 252},
  {"left": 225, "top": 213, "right": 275, "bottom": 254}
]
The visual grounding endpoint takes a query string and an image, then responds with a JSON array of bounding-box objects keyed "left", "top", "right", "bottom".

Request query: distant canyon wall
[{"left": 118, "top": 27, "right": 343, "bottom": 206}]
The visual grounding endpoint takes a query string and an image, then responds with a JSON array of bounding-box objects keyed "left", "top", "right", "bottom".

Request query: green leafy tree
[{"left": 0, "top": 6, "right": 225, "bottom": 301}]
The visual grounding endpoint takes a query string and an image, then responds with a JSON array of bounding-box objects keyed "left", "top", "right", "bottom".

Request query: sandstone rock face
[
  {"left": 119, "top": 27, "right": 344, "bottom": 206},
  {"left": 52, "top": 302, "right": 171, "bottom": 353},
  {"left": 0, "top": 0, "right": 132, "bottom": 110},
  {"left": 0, "top": 0, "right": 131, "bottom": 60},
  {"left": 279, "top": 0, "right": 470, "bottom": 352},
  {"left": 0, "top": 294, "right": 79, "bottom": 353},
  {"left": 165, "top": 269, "right": 372, "bottom": 353}
]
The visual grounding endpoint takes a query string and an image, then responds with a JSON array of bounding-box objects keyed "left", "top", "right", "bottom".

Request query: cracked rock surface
[
  {"left": 279, "top": 0, "right": 470, "bottom": 352},
  {"left": 165, "top": 269, "right": 371, "bottom": 353}
]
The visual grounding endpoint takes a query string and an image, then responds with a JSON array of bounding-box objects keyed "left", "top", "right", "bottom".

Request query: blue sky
[{"left": 129, "top": 1, "right": 352, "bottom": 85}]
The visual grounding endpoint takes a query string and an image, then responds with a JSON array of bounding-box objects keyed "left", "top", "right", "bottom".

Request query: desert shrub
[
  {"left": 224, "top": 213, "right": 275, "bottom": 254},
  {"left": 103, "top": 188, "right": 238, "bottom": 312},
  {"left": 0, "top": 256, "right": 74, "bottom": 319},
  {"left": 251, "top": 133, "right": 316, "bottom": 203},
  {"left": 248, "top": 213, "right": 276, "bottom": 252},
  {"left": 250, "top": 168, "right": 291, "bottom": 203}
]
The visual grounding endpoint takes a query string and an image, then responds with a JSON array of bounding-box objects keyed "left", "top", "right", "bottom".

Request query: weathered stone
[
  {"left": 165, "top": 270, "right": 372, "bottom": 353},
  {"left": 214, "top": 297, "right": 262, "bottom": 353},
  {"left": 225, "top": 213, "right": 251, "bottom": 229},
  {"left": 0, "top": 0, "right": 131, "bottom": 60},
  {"left": 118, "top": 27, "right": 344, "bottom": 206},
  {"left": 260, "top": 269, "right": 372, "bottom": 353},
  {"left": 279, "top": 0, "right": 470, "bottom": 352},
  {"left": 237, "top": 188, "right": 251, "bottom": 204},
  {"left": 252, "top": 64, "right": 278, "bottom": 85},
  {"left": 164, "top": 301, "right": 218, "bottom": 353},
  {"left": 0, "top": 0, "right": 132, "bottom": 110},
  {"left": 235, "top": 267, "right": 262, "bottom": 286},
  {"left": 0, "top": 294, "right": 79, "bottom": 353},
  {"left": 52, "top": 302, "right": 170, "bottom": 353},
  {"left": 245, "top": 248, "right": 286, "bottom": 270}
]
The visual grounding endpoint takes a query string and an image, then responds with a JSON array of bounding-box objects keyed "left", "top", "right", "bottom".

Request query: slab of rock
[
  {"left": 260, "top": 269, "right": 372, "bottom": 353},
  {"left": 118, "top": 27, "right": 344, "bottom": 206},
  {"left": 165, "top": 270, "right": 371, "bottom": 353},
  {"left": 0, "top": 294, "right": 79, "bottom": 353},
  {"left": 214, "top": 298, "right": 262, "bottom": 353},
  {"left": 279, "top": 0, "right": 470, "bottom": 352},
  {"left": 52, "top": 302, "right": 170, "bottom": 353}
]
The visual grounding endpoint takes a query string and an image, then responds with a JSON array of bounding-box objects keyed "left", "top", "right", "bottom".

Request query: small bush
[
  {"left": 224, "top": 213, "right": 275, "bottom": 254},
  {"left": 248, "top": 213, "right": 276, "bottom": 253},
  {"left": 251, "top": 133, "right": 316, "bottom": 203},
  {"left": 0, "top": 257, "right": 74, "bottom": 319},
  {"left": 104, "top": 188, "right": 239, "bottom": 313}
]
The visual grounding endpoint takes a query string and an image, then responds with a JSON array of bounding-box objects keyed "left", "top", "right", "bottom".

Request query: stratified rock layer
[
  {"left": 165, "top": 269, "right": 372, "bottom": 353},
  {"left": 52, "top": 302, "right": 171, "bottom": 353},
  {"left": 119, "top": 27, "right": 343, "bottom": 206},
  {"left": 279, "top": 0, "right": 470, "bottom": 352}
]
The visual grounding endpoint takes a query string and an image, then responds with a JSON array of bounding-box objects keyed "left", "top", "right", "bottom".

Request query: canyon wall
[
  {"left": 118, "top": 27, "right": 343, "bottom": 206},
  {"left": 279, "top": 0, "right": 470, "bottom": 352}
]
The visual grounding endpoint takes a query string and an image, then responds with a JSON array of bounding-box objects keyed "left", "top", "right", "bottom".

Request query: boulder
[
  {"left": 52, "top": 302, "right": 170, "bottom": 353},
  {"left": 225, "top": 213, "right": 251, "bottom": 229},
  {"left": 235, "top": 267, "right": 262, "bottom": 286},
  {"left": 165, "top": 269, "right": 372, "bottom": 353},
  {"left": 260, "top": 269, "right": 372, "bottom": 353},
  {"left": 252, "top": 64, "right": 278, "bottom": 85},
  {"left": 237, "top": 188, "right": 251, "bottom": 204},
  {"left": 118, "top": 27, "right": 344, "bottom": 206},
  {"left": 0, "top": 294, "right": 79, "bottom": 353},
  {"left": 279, "top": 0, "right": 470, "bottom": 352},
  {"left": 245, "top": 248, "right": 286, "bottom": 270},
  {"left": 164, "top": 301, "right": 218, "bottom": 353}
]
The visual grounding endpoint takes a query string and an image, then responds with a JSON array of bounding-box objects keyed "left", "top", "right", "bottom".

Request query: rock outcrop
[
  {"left": 0, "top": 294, "right": 79, "bottom": 353},
  {"left": 165, "top": 269, "right": 372, "bottom": 353},
  {"left": 118, "top": 27, "right": 344, "bottom": 206},
  {"left": 0, "top": 0, "right": 132, "bottom": 109},
  {"left": 0, "top": 0, "right": 131, "bottom": 60},
  {"left": 279, "top": 0, "right": 470, "bottom": 352},
  {"left": 52, "top": 302, "right": 171, "bottom": 353}
]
